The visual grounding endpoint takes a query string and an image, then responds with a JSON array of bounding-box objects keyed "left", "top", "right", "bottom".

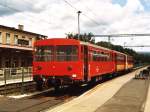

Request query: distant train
[{"left": 33, "top": 38, "right": 133, "bottom": 90}]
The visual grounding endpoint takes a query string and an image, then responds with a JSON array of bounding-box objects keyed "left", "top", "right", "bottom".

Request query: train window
[
  {"left": 110, "top": 54, "right": 113, "bottom": 61},
  {"left": 116, "top": 54, "right": 124, "bottom": 61},
  {"left": 128, "top": 57, "right": 133, "bottom": 63},
  {"left": 92, "top": 51, "right": 109, "bottom": 62},
  {"left": 56, "top": 45, "right": 78, "bottom": 61},
  {"left": 34, "top": 46, "right": 54, "bottom": 61}
]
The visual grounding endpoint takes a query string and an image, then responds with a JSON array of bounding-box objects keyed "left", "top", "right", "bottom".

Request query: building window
[
  {"left": 0, "top": 57, "right": 2, "bottom": 68},
  {"left": 22, "top": 36, "right": 25, "bottom": 38},
  {"left": 6, "top": 33, "right": 10, "bottom": 44},
  {"left": 14, "top": 35, "right": 18, "bottom": 45},
  {"left": 0, "top": 32, "right": 2, "bottom": 43},
  {"left": 18, "top": 39, "right": 29, "bottom": 46},
  {"left": 29, "top": 38, "right": 32, "bottom": 47}
]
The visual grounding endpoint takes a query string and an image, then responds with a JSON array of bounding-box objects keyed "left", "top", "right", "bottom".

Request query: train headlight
[
  {"left": 72, "top": 74, "right": 77, "bottom": 78},
  {"left": 67, "top": 66, "right": 72, "bottom": 71}
]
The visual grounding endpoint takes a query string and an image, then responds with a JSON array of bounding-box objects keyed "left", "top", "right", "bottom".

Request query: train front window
[
  {"left": 34, "top": 46, "right": 54, "bottom": 61},
  {"left": 56, "top": 45, "right": 78, "bottom": 61}
]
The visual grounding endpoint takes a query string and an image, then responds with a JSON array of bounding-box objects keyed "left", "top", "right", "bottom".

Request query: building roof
[{"left": 0, "top": 25, "right": 47, "bottom": 39}]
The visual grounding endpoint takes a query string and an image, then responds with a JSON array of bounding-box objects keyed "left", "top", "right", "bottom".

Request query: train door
[
  {"left": 115, "top": 53, "right": 118, "bottom": 72},
  {"left": 83, "top": 45, "right": 88, "bottom": 81},
  {"left": 125, "top": 55, "right": 128, "bottom": 70}
]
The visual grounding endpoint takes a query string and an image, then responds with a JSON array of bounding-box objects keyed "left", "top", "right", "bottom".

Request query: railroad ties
[
  {"left": 0, "top": 66, "right": 149, "bottom": 112},
  {"left": 0, "top": 81, "right": 36, "bottom": 95}
]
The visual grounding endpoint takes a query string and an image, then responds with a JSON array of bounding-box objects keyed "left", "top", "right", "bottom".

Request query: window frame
[
  {"left": 0, "top": 32, "right": 2, "bottom": 43},
  {"left": 6, "top": 33, "right": 10, "bottom": 44},
  {"left": 14, "top": 35, "right": 18, "bottom": 45},
  {"left": 34, "top": 46, "right": 54, "bottom": 62},
  {"left": 56, "top": 45, "right": 79, "bottom": 61}
]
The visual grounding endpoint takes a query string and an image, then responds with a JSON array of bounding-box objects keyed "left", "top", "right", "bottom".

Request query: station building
[{"left": 0, "top": 24, "right": 47, "bottom": 69}]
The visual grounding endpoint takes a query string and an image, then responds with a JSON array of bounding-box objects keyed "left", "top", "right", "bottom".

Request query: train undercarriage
[
  {"left": 33, "top": 71, "right": 129, "bottom": 91},
  {"left": 33, "top": 75, "right": 83, "bottom": 91}
]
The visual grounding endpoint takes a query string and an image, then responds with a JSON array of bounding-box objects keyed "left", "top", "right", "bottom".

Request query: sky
[{"left": 0, "top": 0, "right": 150, "bottom": 52}]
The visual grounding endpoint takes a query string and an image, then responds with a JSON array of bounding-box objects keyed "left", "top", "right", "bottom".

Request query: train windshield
[
  {"left": 56, "top": 45, "right": 78, "bottom": 61},
  {"left": 34, "top": 46, "right": 54, "bottom": 61},
  {"left": 34, "top": 45, "right": 78, "bottom": 62}
]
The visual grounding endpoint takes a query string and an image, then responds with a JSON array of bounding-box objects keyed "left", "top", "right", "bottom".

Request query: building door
[
  {"left": 0, "top": 57, "right": 2, "bottom": 68},
  {"left": 5, "top": 58, "right": 11, "bottom": 68}
]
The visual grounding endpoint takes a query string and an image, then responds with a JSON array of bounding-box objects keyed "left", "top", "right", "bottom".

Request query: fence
[{"left": 0, "top": 67, "right": 32, "bottom": 85}]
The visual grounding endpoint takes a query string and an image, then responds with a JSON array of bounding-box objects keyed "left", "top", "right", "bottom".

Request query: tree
[
  {"left": 96, "top": 41, "right": 150, "bottom": 64},
  {"left": 66, "top": 34, "right": 150, "bottom": 64},
  {"left": 66, "top": 32, "right": 95, "bottom": 44}
]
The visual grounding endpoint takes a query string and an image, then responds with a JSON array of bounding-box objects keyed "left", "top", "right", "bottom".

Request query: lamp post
[{"left": 77, "top": 11, "right": 82, "bottom": 40}]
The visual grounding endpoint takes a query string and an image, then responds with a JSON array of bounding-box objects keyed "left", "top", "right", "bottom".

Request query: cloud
[
  {"left": 0, "top": 0, "right": 49, "bottom": 16},
  {"left": 0, "top": 5, "right": 15, "bottom": 16},
  {"left": 0, "top": 0, "right": 150, "bottom": 51}
]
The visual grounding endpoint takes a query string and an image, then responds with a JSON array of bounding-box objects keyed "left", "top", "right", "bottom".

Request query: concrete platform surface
[
  {"left": 46, "top": 68, "right": 147, "bottom": 112},
  {"left": 144, "top": 79, "right": 150, "bottom": 112},
  {"left": 95, "top": 79, "right": 149, "bottom": 112}
]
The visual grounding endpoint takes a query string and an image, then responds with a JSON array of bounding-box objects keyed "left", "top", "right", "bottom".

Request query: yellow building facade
[{"left": 0, "top": 25, "right": 47, "bottom": 68}]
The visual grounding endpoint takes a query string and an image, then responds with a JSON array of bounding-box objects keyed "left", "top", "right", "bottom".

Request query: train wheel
[
  {"left": 33, "top": 75, "right": 44, "bottom": 91},
  {"left": 54, "top": 85, "right": 60, "bottom": 92},
  {"left": 53, "top": 79, "right": 61, "bottom": 92},
  {"left": 36, "top": 83, "right": 42, "bottom": 91},
  {"left": 89, "top": 77, "right": 97, "bottom": 86},
  {"left": 36, "top": 79, "right": 43, "bottom": 91}
]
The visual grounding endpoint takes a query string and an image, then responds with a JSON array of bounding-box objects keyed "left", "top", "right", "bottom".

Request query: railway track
[
  {"left": 0, "top": 66, "right": 146, "bottom": 112},
  {"left": 0, "top": 65, "right": 144, "bottom": 96},
  {"left": 0, "top": 85, "right": 85, "bottom": 112},
  {"left": 0, "top": 81, "right": 36, "bottom": 95}
]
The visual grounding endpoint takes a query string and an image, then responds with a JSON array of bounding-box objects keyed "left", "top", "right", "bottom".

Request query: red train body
[{"left": 33, "top": 38, "right": 133, "bottom": 89}]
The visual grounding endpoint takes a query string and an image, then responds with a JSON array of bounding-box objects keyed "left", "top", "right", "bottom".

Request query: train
[{"left": 33, "top": 38, "right": 133, "bottom": 90}]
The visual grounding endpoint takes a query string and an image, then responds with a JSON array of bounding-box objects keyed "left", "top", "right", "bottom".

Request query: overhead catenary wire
[
  {"left": 1, "top": 0, "right": 102, "bottom": 33},
  {"left": 94, "top": 34, "right": 150, "bottom": 37},
  {"left": 124, "top": 45, "right": 150, "bottom": 47},
  {"left": 63, "top": 0, "right": 79, "bottom": 11},
  {"left": 62, "top": 0, "right": 102, "bottom": 26},
  {"left": 76, "top": 0, "right": 99, "bottom": 21}
]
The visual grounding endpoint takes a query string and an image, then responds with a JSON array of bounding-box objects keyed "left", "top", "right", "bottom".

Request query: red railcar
[
  {"left": 33, "top": 38, "right": 133, "bottom": 89},
  {"left": 126, "top": 55, "right": 134, "bottom": 69}
]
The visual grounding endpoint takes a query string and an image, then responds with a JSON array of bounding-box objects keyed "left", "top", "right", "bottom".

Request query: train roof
[
  {"left": 80, "top": 41, "right": 127, "bottom": 56},
  {"left": 34, "top": 38, "right": 80, "bottom": 46},
  {"left": 80, "top": 41, "right": 113, "bottom": 52},
  {"left": 35, "top": 38, "right": 131, "bottom": 56}
]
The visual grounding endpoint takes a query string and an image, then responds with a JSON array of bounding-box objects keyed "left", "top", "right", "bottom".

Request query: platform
[
  {"left": 144, "top": 79, "right": 150, "bottom": 112},
  {"left": 46, "top": 67, "right": 149, "bottom": 112},
  {"left": 95, "top": 79, "right": 149, "bottom": 112},
  {"left": 0, "top": 77, "right": 33, "bottom": 86}
]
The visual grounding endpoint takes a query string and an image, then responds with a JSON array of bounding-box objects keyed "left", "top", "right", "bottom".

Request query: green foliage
[
  {"left": 96, "top": 41, "right": 137, "bottom": 55},
  {"left": 96, "top": 41, "right": 150, "bottom": 64},
  {"left": 66, "top": 32, "right": 95, "bottom": 44},
  {"left": 66, "top": 33, "right": 150, "bottom": 64}
]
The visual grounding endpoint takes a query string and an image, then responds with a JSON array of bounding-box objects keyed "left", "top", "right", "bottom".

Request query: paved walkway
[
  {"left": 46, "top": 68, "right": 146, "bottom": 112},
  {"left": 95, "top": 79, "right": 149, "bottom": 112},
  {"left": 144, "top": 78, "right": 150, "bottom": 112}
]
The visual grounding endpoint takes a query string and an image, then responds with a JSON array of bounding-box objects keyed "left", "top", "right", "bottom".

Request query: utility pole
[
  {"left": 108, "top": 36, "right": 111, "bottom": 43},
  {"left": 124, "top": 42, "right": 126, "bottom": 47},
  {"left": 77, "top": 11, "right": 82, "bottom": 40}
]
